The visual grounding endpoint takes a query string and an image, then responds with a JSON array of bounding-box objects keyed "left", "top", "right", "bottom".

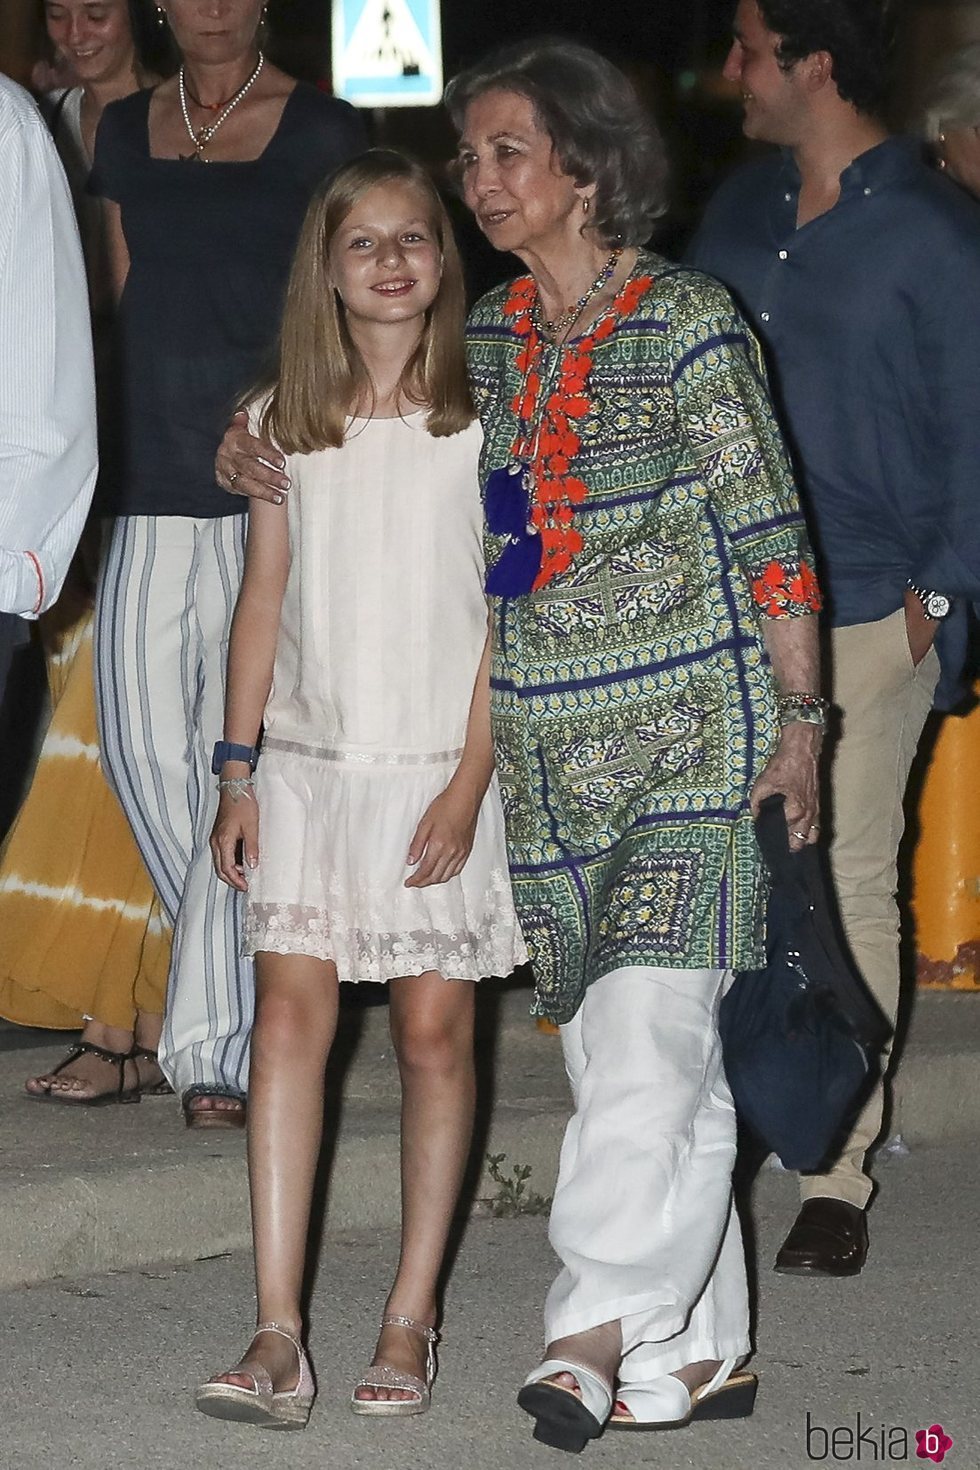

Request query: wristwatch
[
  {"left": 907, "top": 581, "right": 951, "bottom": 621},
  {"left": 211, "top": 740, "right": 259, "bottom": 774}
]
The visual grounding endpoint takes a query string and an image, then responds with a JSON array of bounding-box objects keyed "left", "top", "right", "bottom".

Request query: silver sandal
[
  {"left": 195, "top": 1322, "right": 315, "bottom": 1430},
  {"left": 350, "top": 1314, "right": 439, "bottom": 1417}
]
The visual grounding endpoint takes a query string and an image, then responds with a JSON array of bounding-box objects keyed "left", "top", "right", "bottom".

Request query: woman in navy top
[{"left": 90, "top": 0, "right": 365, "bottom": 1128}]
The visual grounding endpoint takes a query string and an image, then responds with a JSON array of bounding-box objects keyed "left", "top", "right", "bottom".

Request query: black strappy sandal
[
  {"left": 28, "top": 1040, "right": 142, "bottom": 1106},
  {"left": 131, "top": 1046, "right": 174, "bottom": 1097}
]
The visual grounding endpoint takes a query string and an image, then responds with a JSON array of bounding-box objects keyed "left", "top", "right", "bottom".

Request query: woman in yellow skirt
[{"left": 0, "top": 0, "right": 171, "bottom": 1104}]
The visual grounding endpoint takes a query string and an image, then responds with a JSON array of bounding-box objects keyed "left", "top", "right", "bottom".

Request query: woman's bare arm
[
  {"left": 751, "top": 613, "right": 823, "bottom": 848},
  {"left": 103, "top": 200, "right": 130, "bottom": 303}
]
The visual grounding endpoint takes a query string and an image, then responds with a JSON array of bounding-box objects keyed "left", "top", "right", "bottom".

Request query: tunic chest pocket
[{"left": 528, "top": 532, "right": 703, "bottom": 651}]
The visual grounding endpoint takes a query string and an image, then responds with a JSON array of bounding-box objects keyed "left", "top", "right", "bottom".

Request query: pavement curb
[
  {"left": 0, "top": 989, "right": 976, "bottom": 1290},
  {"left": 0, "top": 1106, "right": 566, "bottom": 1291}
]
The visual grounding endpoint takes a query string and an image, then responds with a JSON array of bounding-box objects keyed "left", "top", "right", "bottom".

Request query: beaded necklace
[
  {"left": 484, "top": 267, "right": 654, "bottom": 597},
  {"left": 178, "top": 52, "right": 264, "bottom": 162},
  {"left": 531, "top": 247, "right": 622, "bottom": 342}
]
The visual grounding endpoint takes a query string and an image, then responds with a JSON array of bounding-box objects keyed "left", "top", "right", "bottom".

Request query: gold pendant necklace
[{"left": 531, "top": 247, "right": 622, "bottom": 341}]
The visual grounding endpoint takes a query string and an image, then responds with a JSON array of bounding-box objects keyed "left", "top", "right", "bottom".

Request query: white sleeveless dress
[{"left": 243, "top": 412, "right": 527, "bottom": 983}]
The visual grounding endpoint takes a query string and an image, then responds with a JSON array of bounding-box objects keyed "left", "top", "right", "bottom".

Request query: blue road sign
[{"left": 332, "top": 0, "right": 443, "bottom": 108}]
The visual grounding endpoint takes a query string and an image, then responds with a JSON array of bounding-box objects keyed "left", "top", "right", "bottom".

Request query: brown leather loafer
[{"left": 774, "top": 1198, "right": 868, "bottom": 1277}]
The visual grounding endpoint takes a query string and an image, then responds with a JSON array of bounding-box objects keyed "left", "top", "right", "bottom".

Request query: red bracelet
[{"left": 26, "top": 551, "right": 44, "bottom": 614}]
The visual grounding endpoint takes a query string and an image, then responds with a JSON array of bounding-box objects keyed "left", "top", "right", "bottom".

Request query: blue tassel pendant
[{"left": 484, "top": 461, "right": 541, "bottom": 598}]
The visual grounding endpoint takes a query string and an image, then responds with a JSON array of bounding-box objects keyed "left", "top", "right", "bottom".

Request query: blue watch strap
[{"left": 211, "top": 740, "right": 259, "bottom": 774}]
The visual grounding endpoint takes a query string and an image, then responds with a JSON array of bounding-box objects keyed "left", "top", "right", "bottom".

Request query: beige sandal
[
  {"left": 195, "top": 1322, "right": 315, "bottom": 1430},
  {"left": 350, "top": 1314, "right": 438, "bottom": 1417}
]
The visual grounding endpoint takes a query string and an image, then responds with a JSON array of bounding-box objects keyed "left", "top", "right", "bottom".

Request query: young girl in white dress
[{"left": 196, "top": 150, "right": 526, "bottom": 1429}]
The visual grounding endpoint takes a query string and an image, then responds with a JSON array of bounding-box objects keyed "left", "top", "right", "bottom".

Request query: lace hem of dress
[{"left": 243, "top": 901, "right": 525, "bottom": 983}]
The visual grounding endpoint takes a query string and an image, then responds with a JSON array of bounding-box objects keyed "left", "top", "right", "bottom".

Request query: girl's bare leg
[
  {"left": 354, "top": 970, "right": 476, "bottom": 1402},
  {"left": 216, "top": 951, "right": 339, "bottom": 1392}
]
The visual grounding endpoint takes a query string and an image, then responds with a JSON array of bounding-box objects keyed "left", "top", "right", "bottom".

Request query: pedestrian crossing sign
[{"left": 332, "top": 0, "right": 443, "bottom": 108}]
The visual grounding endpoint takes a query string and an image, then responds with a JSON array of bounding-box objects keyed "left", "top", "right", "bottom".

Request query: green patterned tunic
[{"left": 466, "top": 252, "right": 818, "bottom": 1023}]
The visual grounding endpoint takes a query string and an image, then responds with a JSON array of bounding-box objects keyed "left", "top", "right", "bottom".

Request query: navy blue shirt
[
  {"left": 90, "top": 84, "right": 366, "bottom": 518},
  {"left": 688, "top": 138, "right": 980, "bottom": 701}
]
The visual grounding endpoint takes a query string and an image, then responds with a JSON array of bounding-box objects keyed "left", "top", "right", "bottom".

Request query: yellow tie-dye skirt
[{"left": 0, "top": 590, "right": 170, "bottom": 1032}]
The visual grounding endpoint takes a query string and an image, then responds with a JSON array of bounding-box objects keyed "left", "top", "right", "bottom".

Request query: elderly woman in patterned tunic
[
  {"left": 447, "top": 39, "right": 823, "bottom": 1452},
  {"left": 215, "top": 38, "right": 825, "bottom": 1454}
]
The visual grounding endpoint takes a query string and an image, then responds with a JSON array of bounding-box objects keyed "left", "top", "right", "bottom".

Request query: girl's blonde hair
[{"left": 258, "top": 149, "right": 474, "bottom": 452}]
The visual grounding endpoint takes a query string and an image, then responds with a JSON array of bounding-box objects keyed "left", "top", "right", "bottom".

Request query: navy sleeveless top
[{"left": 90, "top": 84, "right": 365, "bottom": 517}]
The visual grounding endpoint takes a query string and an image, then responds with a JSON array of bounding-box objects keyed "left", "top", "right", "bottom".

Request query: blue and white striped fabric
[{"left": 95, "top": 512, "right": 251, "bottom": 1099}]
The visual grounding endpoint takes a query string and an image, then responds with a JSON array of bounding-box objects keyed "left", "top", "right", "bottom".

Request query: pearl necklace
[
  {"left": 531, "top": 247, "right": 623, "bottom": 341},
  {"left": 179, "top": 52, "right": 264, "bottom": 161}
]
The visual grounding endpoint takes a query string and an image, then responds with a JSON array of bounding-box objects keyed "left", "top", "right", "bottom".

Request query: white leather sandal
[
  {"left": 609, "top": 1357, "right": 757, "bottom": 1431},
  {"left": 350, "top": 1314, "right": 439, "bottom": 1417},
  {"left": 195, "top": 1322, "right": 315, "bottom": 1430},
  {"left": 517, "top": 1358, "right": 614, "bottom": 1453}
]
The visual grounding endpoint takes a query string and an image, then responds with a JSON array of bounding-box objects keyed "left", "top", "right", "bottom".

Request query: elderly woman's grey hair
[
  {"left": 921, "top": 43, "right": 980, "bottom": 140},
  {"left": 444, "top": 38, "right": 668, "bottom": 248}
]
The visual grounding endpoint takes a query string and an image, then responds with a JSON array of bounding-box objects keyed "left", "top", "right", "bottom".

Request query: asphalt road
[{"left": 4, "top": 1139, "right": 977, "bottom": 1470}]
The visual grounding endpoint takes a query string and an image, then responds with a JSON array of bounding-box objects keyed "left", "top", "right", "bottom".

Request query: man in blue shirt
[{"left": 690, "top": 0, "right": 980, "bottom": 1278}]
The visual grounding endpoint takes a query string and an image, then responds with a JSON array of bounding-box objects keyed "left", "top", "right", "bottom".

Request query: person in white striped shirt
[{"left": 0, "top": 73, "right": 97, "bottom": 698}]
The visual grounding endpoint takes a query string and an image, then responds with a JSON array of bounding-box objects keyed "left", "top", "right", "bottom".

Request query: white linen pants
[
  {"left": 545, "top": 965, "right": 750, "bottom": 1380},
  {"left": 95, "top": 513, "right": 252, "bottom": 1100}
]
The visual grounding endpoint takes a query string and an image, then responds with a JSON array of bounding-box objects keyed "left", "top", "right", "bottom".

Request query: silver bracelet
[
  {"left": 779, "top": 705, "right": 827, "bottom": 729},
  {"left": 217, "top": 776, "right": 255, "bottom": 802},
  {"left": 778, "top": 691, "right": 829, "bottom": 730}
]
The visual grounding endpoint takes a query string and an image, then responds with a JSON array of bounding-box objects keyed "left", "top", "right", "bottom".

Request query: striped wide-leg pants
[{"left": 94, "top": 513, "right": 252, "bottom": 1100}]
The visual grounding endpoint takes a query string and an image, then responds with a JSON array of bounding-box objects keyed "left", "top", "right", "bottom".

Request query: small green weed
[{"left": 485, "top": 1152, "right": 552, "bottom": 1218}]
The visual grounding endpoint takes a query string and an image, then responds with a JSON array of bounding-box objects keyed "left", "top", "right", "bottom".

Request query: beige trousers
[{"left": 801, "top": 609, "right": 939, "bottom": 1209}]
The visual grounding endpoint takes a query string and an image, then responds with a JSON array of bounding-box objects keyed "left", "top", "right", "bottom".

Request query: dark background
[
  {"left": 258, "top": 0, "right": 961, "bottom": 295},
  {"left": 268, "top": 0, "right": 754, "bottom": 295},
  {"left": 277, "top": 0, "right": 737, "bottom": 77}
]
